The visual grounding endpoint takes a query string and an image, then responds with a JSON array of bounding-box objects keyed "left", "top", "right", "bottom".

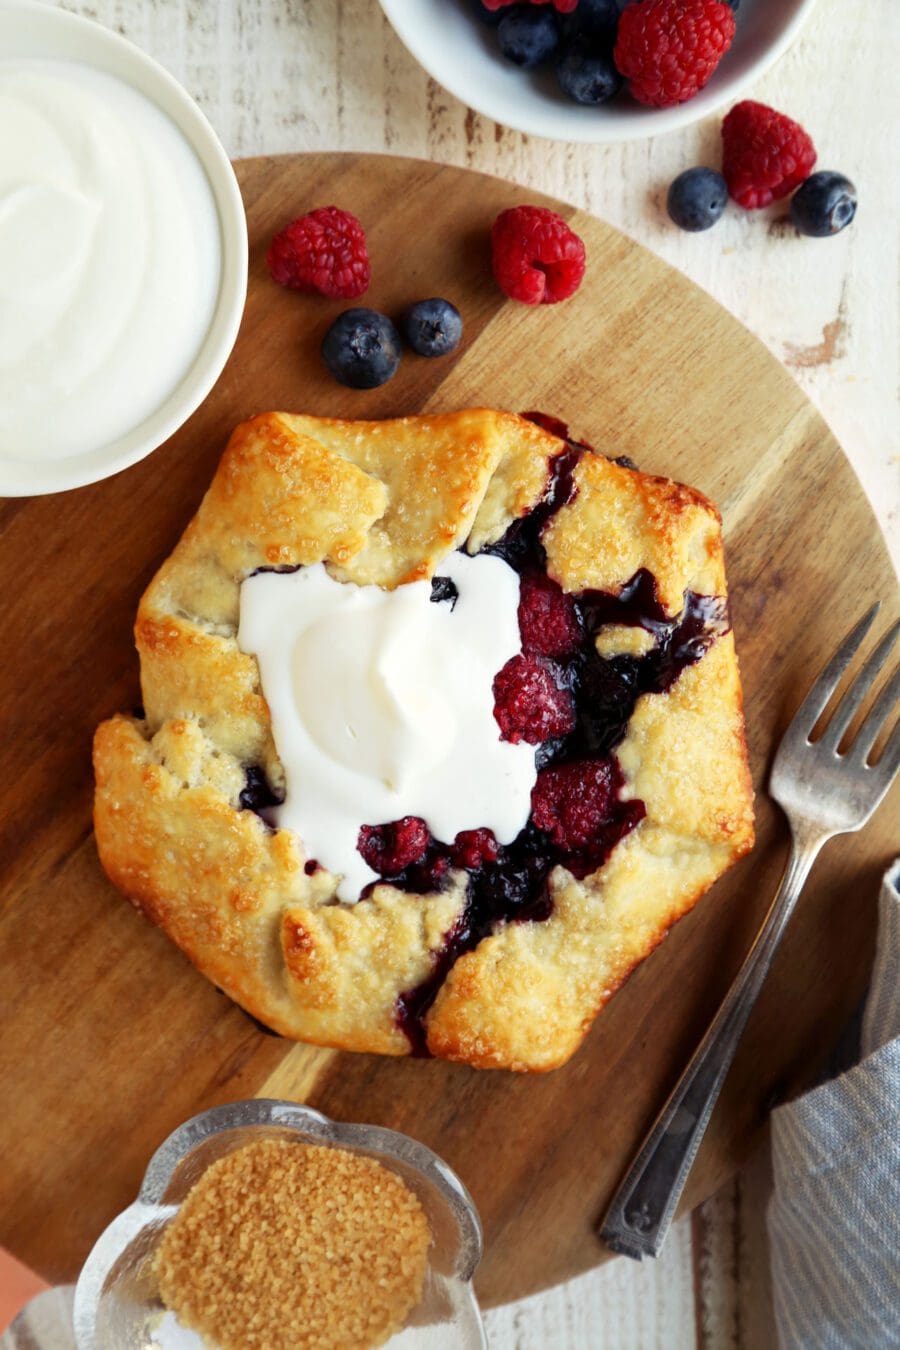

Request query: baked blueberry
[
  {"left": 321, "top": 308, "right": 402, "bottom": 388},
  {"left": 430, "top": 575, "right": 460, "bottom": 608},
  {"left": 239, "top": 765, "right": 283, "bottom": 814}
]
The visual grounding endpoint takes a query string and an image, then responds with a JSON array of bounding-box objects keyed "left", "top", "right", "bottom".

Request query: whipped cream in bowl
[
  {"left": 239, "top": 552, "right": 537, "bottom": 901},
  {"left": 0, "top": 1, "right": 247, "bottom": 496}
]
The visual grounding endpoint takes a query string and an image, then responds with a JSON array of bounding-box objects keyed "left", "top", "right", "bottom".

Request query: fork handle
[{"left": 598, "top": 829, "right": 824, "bottom": 1260}]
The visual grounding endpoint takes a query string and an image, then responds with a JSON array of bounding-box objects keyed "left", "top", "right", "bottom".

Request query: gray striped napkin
[{"left": 768, "top": 859, "right": 900, "bottom": 1349}]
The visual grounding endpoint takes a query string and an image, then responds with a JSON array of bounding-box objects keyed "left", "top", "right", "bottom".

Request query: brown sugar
[{"left": 154, "top": 1138, "right": 432, "bottom": 1350}]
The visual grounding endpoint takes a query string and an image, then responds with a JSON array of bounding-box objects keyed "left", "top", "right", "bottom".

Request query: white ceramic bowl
[
  {"left": 380, "top": 0, "right": 819, "bottom": 144},
  {"left": 0, "top": 0, "right": 247, "bottom": 497}
]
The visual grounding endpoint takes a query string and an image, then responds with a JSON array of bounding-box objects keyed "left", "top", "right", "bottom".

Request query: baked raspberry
[
  {"left": 531, "top": 758, "right": 619, "bottom": 851},
  {"left": 722, "top": 101, "right": 817, "bottom": 209},
  {"left": 491, "top": 206, "right": 586, "bottom": 305},
  {"left": 266, "top": 207, "right": 371, "bottom": 298},
  {"left": 614, "top": 0, "right": 736, "bottom": 108},
  {"left": 358, "top": 817, "right": 430, "bottom": 875},
  {"left": 518, "top": 569, "right": 583, "bottom": 659},
  {"left": 482, "top": 0, "right": 578, "bottom": 10},
  {"left": 451, "top": 829, "right": 500, "bottom": 869},
  {"left": 493, "top": 655, "right": 575, "bottom": 745},
  {"left": 417, "top": 853, "right": 452, "bottom": 891}
]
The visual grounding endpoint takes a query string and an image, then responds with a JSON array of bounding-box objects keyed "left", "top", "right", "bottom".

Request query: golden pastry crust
[{"left": 93, "top": 409, "right": 754, "bottom": 1071}]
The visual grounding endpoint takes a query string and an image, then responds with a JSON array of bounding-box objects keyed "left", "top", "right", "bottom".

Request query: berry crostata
[{"left": 93, "top": 409, "right": 754, "bottom": 1071}]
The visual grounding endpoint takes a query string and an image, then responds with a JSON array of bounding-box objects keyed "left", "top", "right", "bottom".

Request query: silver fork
[{"left": 599, "top": 602, "right": 900, "bottom": 1261}]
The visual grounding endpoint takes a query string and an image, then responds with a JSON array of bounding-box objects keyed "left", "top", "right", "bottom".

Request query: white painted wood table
[{"left": 49, "top": 0, "right": 900, "bottom": 1343}]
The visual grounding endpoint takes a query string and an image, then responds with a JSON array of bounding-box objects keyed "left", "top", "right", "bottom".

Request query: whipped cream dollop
[
  {"left": 238, "top": 553, "right": 537, "bottom": 901},
  {"left": 0, "top": 59, "right": 221, "bottom": 461}
]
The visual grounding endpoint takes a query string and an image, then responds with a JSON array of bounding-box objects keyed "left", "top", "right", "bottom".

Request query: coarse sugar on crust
[
  {"left": 154, "top": 1139, "right": 431, "bottom": 1350},
  {"left": 93, "top": 408, "right": 754, "bottom": 1071}
]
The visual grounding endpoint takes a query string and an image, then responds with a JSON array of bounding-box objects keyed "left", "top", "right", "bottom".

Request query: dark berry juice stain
[
  {"left": 248, "top": 563, "right": 303, "bottom": 578},
  {"left": 568, "top": 570, "right": 730, "bottom": 758},
  {"left": 523, "top": 410, "right": 572, "bottom": 442},
  {"left": 522, "top": 410, "right": 638, "bottom": 472},
  {"left": 395, "top": 912, "right": 471, "bottom": 1057},
  {"left": 483, "top": 435, "right": 582, "bottom": 575}
]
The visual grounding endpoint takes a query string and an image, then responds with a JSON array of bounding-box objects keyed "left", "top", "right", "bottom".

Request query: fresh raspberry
[
  {"left": 451, "top": 829, "right": 500, "bottom": 870},
  {"left": 530, "top": 758, "right": 621, "bottom": 850},
  {"left": 266, "top": 206, "right": 371, "bottom": 298},
  {"left": 493, "top": 655, "right": 576, "bottom": 745},
  {"left": 358, "top": 817, "right": 430, "bottom": 875},
  {"left": 614, "top": 0, "right": 736, "bottom": 108},
  {"left": 721, "top": 101, "right": 817, "bottom": 209},
  {"left": 482, "top": 0, "right": 578, "bottom": 10},
  {"left": 518, "top": 569, "right": 583, "bottom": 659},
  {"left": 491, "top": 206, "right": 586, "bottom": 305}
]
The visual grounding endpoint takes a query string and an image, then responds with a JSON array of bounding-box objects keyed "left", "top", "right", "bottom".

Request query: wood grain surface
[{"left": 0, "top": 153, "right": 895, "bottom": 1312}]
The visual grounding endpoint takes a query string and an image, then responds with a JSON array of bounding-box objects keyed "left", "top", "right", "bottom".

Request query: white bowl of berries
[{"left": 379, "top": 0, "right": 819, "bottom": 143}]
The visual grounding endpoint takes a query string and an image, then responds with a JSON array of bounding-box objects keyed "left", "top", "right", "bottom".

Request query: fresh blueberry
[
  {"left": 470, "top": 0, "right": 503, "bottom": 26},
  {"left": 666, "top": 167, "right": 728, "bottom": 232},
  {"left": 321, "top": 308, "right": 402, "bottom": 388},
  {"left": 497, "top": 7, "right": 560, "bottom": 68},
  {"left": 556, "top": 47, "right": 621, "bottom": 104},
  {"left": 561, "top": 0, "right": 621, "bottom": 43},
  {"left": 401, "top": 298, "right": 463, "bottom": 357},
  {"left": 789, "top": 172, "right": 857, "bottom": 238}
]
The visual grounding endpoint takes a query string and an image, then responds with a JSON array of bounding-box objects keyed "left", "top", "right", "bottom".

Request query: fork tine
[
  {"left": 786, "top": 602, "right": 881, "bottom": 741},
  {"left": 849, "top": 661, "right": 900, "bottom": 765},
  {"left": 821, "top": 619, "right": 900, "bottom": 751},
  {"left": 871, "top": 719, "right": 900, "bottom": 782}
]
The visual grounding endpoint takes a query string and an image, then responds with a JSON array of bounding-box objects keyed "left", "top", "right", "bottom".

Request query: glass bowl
[{"left": 72, "top": 1100, "right": 486, "bottom": 1350}]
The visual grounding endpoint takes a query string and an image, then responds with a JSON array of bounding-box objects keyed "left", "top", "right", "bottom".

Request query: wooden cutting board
[{"left": 0, "top": 154, "right": 896, "bottom": 1309}]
